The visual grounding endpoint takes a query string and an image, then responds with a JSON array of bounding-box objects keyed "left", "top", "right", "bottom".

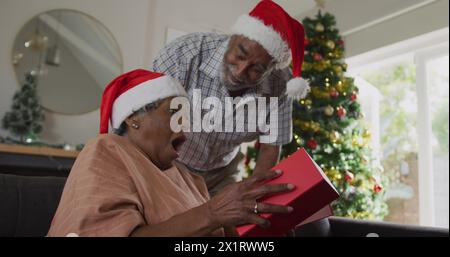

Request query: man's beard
[{"left": 220, "top": 63, "right": 258, "bottom": 92}]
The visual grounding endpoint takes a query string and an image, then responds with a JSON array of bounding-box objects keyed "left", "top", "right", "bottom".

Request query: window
[
  {"left": 426, "top": 55, "right": 449, "bottom": 228},
  {"left": 347, "top": 28, "right": 449, "bottom": 228}
]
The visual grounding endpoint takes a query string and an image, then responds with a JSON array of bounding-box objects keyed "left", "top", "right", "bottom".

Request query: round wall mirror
[{"left": 12, "top": 9, "right": 123, "bottom": 114}]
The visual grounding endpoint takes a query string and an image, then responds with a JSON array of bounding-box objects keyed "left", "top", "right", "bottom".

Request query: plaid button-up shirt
[{"left": 153, "top": 33, "right": 293, "bottom": 171}]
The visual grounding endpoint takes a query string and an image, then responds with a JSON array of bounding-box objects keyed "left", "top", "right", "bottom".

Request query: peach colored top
[{"left": 47, "top": 134, "right": 223, "bottom": 237}]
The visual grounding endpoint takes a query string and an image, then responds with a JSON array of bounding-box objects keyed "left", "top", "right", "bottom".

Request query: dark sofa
[
  {"left": 0, "top": 173, "right": 66, "bottom": 236},
  {"left": 0, "top": 173, "right": 448, "bottom": 237}
]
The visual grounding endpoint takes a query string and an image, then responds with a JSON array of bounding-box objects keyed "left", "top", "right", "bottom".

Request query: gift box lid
[
  {"left": 237, "top": 147, "right": 339, "bottom": 236},
  {"left": 263, "top": 147, "right": 338, "bottom": 205}
]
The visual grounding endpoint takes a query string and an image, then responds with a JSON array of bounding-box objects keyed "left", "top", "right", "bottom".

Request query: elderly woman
[{"left": 47, "top": 69, "right": 294, "bottom": 237}]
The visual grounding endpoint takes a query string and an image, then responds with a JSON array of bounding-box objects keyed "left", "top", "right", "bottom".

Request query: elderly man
[{"left": 153, "top": 0, "right": 309, "bottom": 195}]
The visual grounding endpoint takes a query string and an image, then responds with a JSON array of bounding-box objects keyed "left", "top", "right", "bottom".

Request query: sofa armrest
[
  {"left": 328, "top": 217, "right": 449, "bottom": 237},
  {"left": 0, "top": 174, "right": 66, "bottom": 237}
]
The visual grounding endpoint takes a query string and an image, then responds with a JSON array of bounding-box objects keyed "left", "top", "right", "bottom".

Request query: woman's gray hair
[{"left": 114, "top": 99, "right": 163, "bottom": 136}]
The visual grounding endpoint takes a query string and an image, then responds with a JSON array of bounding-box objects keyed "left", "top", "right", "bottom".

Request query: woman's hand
[{"left": 206, "top": 169, "right": 294, "bottom": 229}]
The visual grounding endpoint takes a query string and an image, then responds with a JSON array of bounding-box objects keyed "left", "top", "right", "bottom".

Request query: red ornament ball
[
  {"left": 307, "top": 139, "right": 318, "bottom": 150},
  {"left": 374, "top": 184, "right": 383, "bottom": 193},
  {"left": 351, "top": 92, "right": 357, "bottom": 101},
  {"left": 345, "top": 171, "right": 355, "bottom": 183},
  {"left": 313, "top": 53, "right": 323, "bottom": 62},
  {"left": 338, "top": 39, "right": 345, "bottom": 47},
  {"left": 330, "top": 89, "right": 339, "bottom": 98},
  {"left": 336, "top": 106, "right": 347, "bottom": 118},
  {"left": 305, "top": 38, "right": 310, "bottom": 47}
]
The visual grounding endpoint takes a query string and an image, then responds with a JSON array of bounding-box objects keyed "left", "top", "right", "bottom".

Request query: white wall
[
  {"left": 145, "top": 0, "right": 259, "bottom": 67},
  {"left": 0, "top": 0, "right": 152, "bottom": 145}
]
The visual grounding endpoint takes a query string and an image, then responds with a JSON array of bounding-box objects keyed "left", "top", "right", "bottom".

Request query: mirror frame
[{"left": 11, "top": 8, "right": 124, "bottom": 115}]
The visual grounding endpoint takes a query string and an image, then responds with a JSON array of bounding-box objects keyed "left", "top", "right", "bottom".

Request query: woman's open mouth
[{"left": 171, "top": 134, "right": 187, "bottom": 154}]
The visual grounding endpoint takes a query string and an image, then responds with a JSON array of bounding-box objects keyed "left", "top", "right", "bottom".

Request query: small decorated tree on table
[{"left": 2, "top": 72, "right": 45, "bottom": 143}]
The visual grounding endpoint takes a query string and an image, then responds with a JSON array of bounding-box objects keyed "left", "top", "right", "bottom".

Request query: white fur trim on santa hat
[
  {"left": 111, "top": 76, "right": 187, "bottom": 129},
  {"left": 286, "top": 77, "right": 310, "bottom": 100},
  {"left": 231, "top": 15, "right": 291, "bottom": 70}
]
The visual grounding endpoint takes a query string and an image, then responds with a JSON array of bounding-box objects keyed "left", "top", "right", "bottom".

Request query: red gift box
[{"left": 237, "top": 147, "right": 340, "bottom": 237}]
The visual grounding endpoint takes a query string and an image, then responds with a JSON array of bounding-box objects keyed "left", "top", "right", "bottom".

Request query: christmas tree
[
  {"left": 2, "top": 72, "right": 45, "bottom": 142},
  {"left": 245, "top": 11, "right": 388, "bottom": 220}
]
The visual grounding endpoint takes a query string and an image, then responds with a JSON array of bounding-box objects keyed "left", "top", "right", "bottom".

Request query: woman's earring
[{"left": 131, "top": 123, "right": 139, "bottom": 129}]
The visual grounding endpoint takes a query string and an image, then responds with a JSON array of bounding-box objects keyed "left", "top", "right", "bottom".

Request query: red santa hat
[
  {"left": 99, "top": 69, "right": 187, "bottom": 134},
  {"left": 231, "top": 0, "right": 310, "bottom": 100}
]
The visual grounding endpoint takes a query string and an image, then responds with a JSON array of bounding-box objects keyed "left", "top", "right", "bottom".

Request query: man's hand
[
  {"left": 253, "top": 143, "right": 281, "bottom": 176},
  {"left": 207, "top": 169, "right": 294, "bottom": 229}
]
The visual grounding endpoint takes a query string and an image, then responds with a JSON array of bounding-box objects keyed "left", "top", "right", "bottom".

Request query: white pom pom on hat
[{"left": 286, "top": 77, "right": 310, "bottom": 100}]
